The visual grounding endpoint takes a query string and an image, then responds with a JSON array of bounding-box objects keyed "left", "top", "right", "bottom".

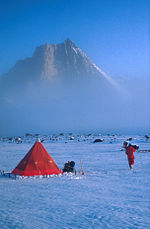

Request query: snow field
[{"left": 0, "top": 135, "right": 150, "bottom": 229}]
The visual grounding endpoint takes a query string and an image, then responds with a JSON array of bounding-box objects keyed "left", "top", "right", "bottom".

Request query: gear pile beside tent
[{"left": 11, "top": 138, "right": 62, "bottom": 176}]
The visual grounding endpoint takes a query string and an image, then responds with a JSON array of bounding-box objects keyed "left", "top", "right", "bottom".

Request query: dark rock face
[{"left": 32, "top": 38, "right": 105, "bottom": 80}]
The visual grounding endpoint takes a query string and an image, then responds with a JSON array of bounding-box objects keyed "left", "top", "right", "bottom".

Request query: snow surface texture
[{"left": 0, "top": 134, "right": 150, "bottom": 229}]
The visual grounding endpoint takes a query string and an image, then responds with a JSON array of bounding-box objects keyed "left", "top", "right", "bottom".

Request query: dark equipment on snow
[
  {"left": 129, "top": 144, "right": 139, "bottom": 150},
  {"left": 123, "top": 142, "right": 139, "bottom": 150},
  {"left": 63, "top": 161, "right": 76, "bottom": 174}
]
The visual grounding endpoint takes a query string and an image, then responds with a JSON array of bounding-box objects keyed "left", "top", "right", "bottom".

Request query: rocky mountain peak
[
  {"left": 1, "top": 39, "right": 112, "bottom": 85},
  {"left": 64, "top": 38, "right": 76, "bottom": 47}
]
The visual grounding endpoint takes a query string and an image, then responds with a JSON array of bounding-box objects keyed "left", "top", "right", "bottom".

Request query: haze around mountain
[{"left": 0, "top": 39, "right": 149, "bottom": 136}]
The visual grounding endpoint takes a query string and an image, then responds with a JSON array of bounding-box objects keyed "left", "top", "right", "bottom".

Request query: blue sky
[{"left": 0, "top": 0, "right": 149, "bottom": 78}]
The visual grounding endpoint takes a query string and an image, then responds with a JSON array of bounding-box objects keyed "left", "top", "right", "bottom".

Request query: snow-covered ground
[{"left": 0, "top": 134, "right": 150, "bottom": 229}]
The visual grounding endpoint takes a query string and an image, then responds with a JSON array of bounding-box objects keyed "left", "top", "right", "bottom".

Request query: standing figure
[{"left": 123, "top": 141, "right": 135, "bottom": 169}]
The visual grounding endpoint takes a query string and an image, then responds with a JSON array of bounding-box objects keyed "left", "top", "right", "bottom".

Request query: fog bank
[{"left": 0, "top": 76, "right": 149, "bottom": 137}]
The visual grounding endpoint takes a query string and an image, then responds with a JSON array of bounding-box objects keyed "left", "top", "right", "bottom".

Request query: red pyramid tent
[{"left": 11, "top": 139, "right": 62, "bottom": 176}]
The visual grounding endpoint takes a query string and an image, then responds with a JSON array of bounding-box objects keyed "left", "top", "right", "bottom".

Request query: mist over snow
[
  {"left": 0, "top": 76, "right": 149, "bottom": 137},
  {"left": 0, "top": 39, "right": 149, "bottom": 136}
]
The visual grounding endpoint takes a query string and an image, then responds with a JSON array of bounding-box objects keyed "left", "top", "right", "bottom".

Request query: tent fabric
[{"left": 11, "top": 141, "right": 62, "bottom": 176}]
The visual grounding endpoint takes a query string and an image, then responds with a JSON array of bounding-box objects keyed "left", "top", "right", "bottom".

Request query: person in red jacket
[{"left": 123, "top": 141, "right": 135, "bottom": 169}]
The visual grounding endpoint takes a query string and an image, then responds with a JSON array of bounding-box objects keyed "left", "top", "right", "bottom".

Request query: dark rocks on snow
[
  {"left": 145, "top": 135, "right": 150, "bottom": 139},
  {"left": 93, "top": 139, "right": 104, "bottom": 143},
  {"left": 25, "top": 133, "right": 32, "bottom": 137}
]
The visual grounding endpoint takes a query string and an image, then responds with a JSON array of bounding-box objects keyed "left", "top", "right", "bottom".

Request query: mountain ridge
[{"left": 1, "top": 38, "right": 109, "bottom": 84}]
